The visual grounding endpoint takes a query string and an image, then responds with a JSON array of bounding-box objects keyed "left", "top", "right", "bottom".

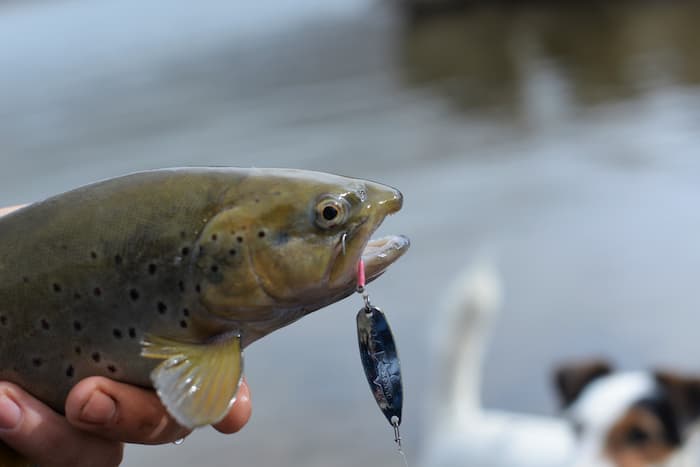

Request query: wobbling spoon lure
[{"left": 355, "top": 259, "right": 405, "bottom": 453}]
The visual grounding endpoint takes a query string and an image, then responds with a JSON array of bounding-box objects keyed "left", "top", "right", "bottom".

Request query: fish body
[{"left": 0, "top": 167, "right": 408, "bottom": 431}]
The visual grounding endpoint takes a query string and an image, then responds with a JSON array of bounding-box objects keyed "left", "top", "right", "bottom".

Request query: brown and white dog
[
  {"left": 557, "top": 360, "right": 700, "bottom": 467},
  {"left": 420, "top": 262, "right": 700, "bottom": 467}
]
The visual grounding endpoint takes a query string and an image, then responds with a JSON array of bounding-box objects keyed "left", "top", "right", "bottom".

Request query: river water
[{"left": 1, "top": 1, "right": 700, "bottom": 466}]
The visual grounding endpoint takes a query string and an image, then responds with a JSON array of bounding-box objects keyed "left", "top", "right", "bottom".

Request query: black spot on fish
[
  {"left": 0, "top": 315, "right": 7, "bottom": 325},
  {"left": 22, "top": 276, "right": 29, "bottom": 283},
  {"left": 157, "top": 302, "right": 167, "bottom": 314},
  {"left": 74, "top": 346, "right": 82, "bottom": 355},
  {"left": 107, "top": 365, "right": 117, "bottom": 373},
  {"left": 183, "top": 308, "right": 190, "bottom": 317},
  {"left": 40, "top": 319, "right": 50, "bottom": 330},
  {"left": 181, "top": 247, "right": 190, "bottom": 256},
  {"left": 180, "top": 320, "right": 188, "bottom": 328},
  {"left": 113, "top": 329, "right": 122, "bottom": 339},
  {"left": 148, "top": 263, "right": 157, "bottom": 275},
  {"left": 210, "top": 265, "right": 219, "bottom": 273},
  {"left": 258, "top": 230, "right": 266, "bottom": 238},
  {"left": 115, "top": 255, "right": 123, "bottom": 265},
  {"left": 66, "top": 365, "right": 74, "bottom": 378},
  {"left": 32, "top": 358, "right": 42, "bottom": 367},
  {"left": 129, "top": 289, "right": 140, "bottom": 301},
  {"left": 195, "top": 284, "right": 201, "bottom": 294},
  {"left": 178, "top": 281, "right": 185, "bottom": 292},
  {"left": 237, "top": 236, "right": 244, "bottom": 243},
  {"left": 73, "top": 321, "right": 82, "bottom": 331},
  {"left": 90, "top": 251, "right": 98, "bottom": 259},
  {"left": 229, "top": 249, "right": 237, "bottom": 256},
  {"left": 93, "top": 287, "right": 102, "bottom": 297},
  {"left": 92, "top": 352, "right": 101, "bottom": 363},
  {"left": 128, "top": 327, "right": 136, "bottom": 338},
  {"left": 211, "top": 234, "right": 218, "bottom": 241},
  {"left": 52, "top": 283, "right": 61, "bottom": 293}
]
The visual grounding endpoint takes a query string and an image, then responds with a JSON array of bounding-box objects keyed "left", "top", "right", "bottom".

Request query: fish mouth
[{"left": 361, "top": 234, "right": 410, "bottom": 283}]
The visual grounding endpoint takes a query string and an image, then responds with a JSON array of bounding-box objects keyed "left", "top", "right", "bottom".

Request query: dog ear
[
  {"left": 553, "top": 359, "right": 613, "bottom": 408},
  {"left": 655, "top": 371, "right": 700, "bottom": 431}
]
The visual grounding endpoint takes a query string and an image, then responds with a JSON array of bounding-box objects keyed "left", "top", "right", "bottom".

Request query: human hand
[
  {"left": 0, "top": 205, "right": 253, "bottom": 467},
  {"left": 0, "top": 378, "right": 252, "bottom": 467}
]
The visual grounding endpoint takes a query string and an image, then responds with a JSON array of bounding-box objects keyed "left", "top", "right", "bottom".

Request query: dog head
[{"left": 554, "top": 360, "right": 700, "bottom": 467}]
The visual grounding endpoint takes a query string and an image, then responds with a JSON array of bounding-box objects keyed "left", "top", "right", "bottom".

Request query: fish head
[{"left": 194, "top": 169, "right": 409, "bottom": 322}]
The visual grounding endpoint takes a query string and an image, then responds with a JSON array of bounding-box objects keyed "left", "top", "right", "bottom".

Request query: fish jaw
[
  {"left": 362, "top": 234, "right": 411, "bottom": 283},
  {"left": 326, "top": 181, "right": 406, "bottom": 291}
]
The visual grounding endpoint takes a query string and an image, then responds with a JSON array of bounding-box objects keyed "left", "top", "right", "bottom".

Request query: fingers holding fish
[
  {"left": 212, "top": 378, "right": 252, "bottom": 434},
  {"left": 65, "top": 376, "right": 192, "bottom": 445},
  {"left": 0, "top": 381, "right": 124, "bottom": 467}
]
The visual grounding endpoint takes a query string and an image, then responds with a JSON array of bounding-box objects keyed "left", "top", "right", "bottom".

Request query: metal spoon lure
[{"left": 355, "top": 259, "right": 404, "bottom": 450}]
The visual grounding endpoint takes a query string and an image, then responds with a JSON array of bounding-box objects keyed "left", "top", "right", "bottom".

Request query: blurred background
[{"left": 1, "top": 0, "right": 700, "bottom": 465}]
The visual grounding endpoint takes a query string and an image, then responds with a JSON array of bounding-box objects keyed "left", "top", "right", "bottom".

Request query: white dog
[{"left": 420, "top": 262, "right": 700, "bottom": 467}]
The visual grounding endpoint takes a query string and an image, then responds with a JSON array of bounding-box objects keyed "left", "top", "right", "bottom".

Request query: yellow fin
[{"left": 141, "top": 332, "right": 243, "bottom": 429}]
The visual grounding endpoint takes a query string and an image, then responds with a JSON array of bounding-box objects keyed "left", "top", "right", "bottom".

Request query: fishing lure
[{"left": 355, "top": 259, "right": 404, "bottom": 450}]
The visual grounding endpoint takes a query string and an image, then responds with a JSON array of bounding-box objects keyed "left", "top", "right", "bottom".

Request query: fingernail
[
  {"left": 79, "top": 390, "right": 116, "bottom": 425},
  {"left": 0, "top": 394, "right": 21, "bottom": 430}
]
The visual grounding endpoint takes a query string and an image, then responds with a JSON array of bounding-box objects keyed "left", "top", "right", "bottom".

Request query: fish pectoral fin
[{"left": 141, "top": 332, "right": 243, "bottom": 429}]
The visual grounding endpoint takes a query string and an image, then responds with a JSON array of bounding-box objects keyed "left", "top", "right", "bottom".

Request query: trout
[{"left": 0, "top": 168, "right": 409, "bottom": 465}]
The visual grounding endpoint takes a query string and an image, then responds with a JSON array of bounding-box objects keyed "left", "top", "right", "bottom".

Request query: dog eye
[{"left": 624, "top": 426, "right": 651, "bottom": 446}]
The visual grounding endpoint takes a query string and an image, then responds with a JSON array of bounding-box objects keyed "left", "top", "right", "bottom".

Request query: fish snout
[{"left": 366, "top": 182, "right": 403, "bottom": 215}]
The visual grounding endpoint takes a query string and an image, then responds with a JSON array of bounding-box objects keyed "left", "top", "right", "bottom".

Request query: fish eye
[{"left": 315, "top": 196, "right": 350, "bottom": 229}]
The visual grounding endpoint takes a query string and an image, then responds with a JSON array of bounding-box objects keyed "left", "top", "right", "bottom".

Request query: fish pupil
[{"left": 323, "top": 206, "right": 339, "bottom": 221}]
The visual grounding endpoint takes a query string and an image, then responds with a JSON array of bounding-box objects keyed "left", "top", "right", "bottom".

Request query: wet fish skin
[{"left": 0, "top": 167, "right": 408, "bottom": 426}]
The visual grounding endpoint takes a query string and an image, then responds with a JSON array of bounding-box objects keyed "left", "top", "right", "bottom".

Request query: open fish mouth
[{"left": 362, "top": 234, "right": 410, "bottom": 282}]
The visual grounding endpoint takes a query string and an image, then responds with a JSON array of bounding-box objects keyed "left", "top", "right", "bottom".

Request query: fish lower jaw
[{"left": 362, "top": 234, "right": 410, "bottom": 280}]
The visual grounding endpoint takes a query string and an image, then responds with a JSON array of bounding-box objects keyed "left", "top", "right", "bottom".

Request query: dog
[{"left": 420, "top": 261, "right": 700, "bottom": 467}]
